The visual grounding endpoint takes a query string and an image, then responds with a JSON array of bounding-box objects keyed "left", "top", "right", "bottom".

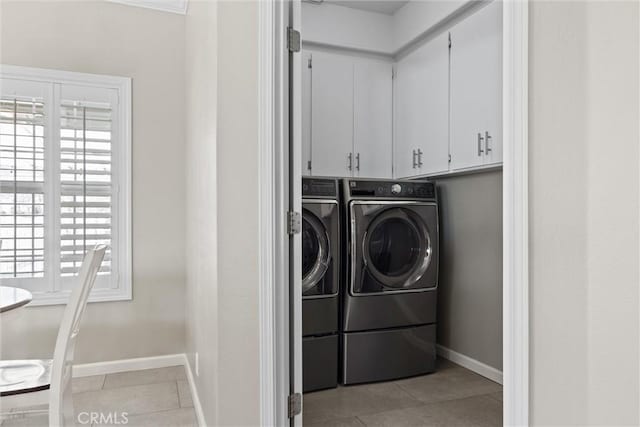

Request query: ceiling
[{"left": 322, "top": 0, "right": 410, "bottom": 15}]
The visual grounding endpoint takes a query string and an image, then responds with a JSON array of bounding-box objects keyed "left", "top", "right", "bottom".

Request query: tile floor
[
  {"left": 1, "top": 366, "right": 196, "bottom": 427},
  {"left": 303, "top": 358, "right": 503, "bottom": 427},
  {"left": 2, "top": 359, "right": 501, "bottom": 426}
]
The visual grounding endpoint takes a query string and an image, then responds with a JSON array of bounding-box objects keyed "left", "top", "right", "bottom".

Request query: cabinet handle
[
  {"left": 355, "top": 153, "right": 360, "bottom": 171},
  {"left": 417, "top": 149, "right": 423, "bottom": 167},
  {"left": 412, "top": 150, "right": 417, "bottom": 169},
  {"left": 485, "top": 131, "right": 492, "bottom": 154},
  {"left": 477, "top": 133, "right": 485, "bottom": 156},
  {"left": 347, "top": 153, "right": 353, "bottom": 171}
]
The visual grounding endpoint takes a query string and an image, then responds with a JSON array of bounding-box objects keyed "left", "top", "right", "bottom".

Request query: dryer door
[
  {"left": 302, "top": 209, "right": 330, "bottom": 294},
  {"left": 350, "top": 201, "right": 438, "bottom": 295}
]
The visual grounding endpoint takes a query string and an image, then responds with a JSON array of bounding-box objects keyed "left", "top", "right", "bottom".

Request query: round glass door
[
  {"left": 302, "top": 209, "right": 331, "bottom": 293},
  {"left": 363, "top": 207, "right": 432, "bottom": 289}
]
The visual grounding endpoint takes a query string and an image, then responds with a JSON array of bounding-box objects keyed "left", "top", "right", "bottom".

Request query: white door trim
[
  {"left": 259, "top": 1, "right": 530, "bottom": 426},
  {"left": 503, "top": 1, "right": 529, "bottom": 425},
  {"left": 258, "top": 1, "right": 294, "bottom": 426},
  {"left": 258, "top": 0, "right": 276, "bottom": 425}
]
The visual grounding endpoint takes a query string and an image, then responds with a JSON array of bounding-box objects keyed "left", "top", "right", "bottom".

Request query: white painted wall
[
  {"left": 185, "top": 0, "right": 218, "bottom": 425},
  {"left": 302, "top": 1, "right": 394, "bottom": 53},
  {"left": 0, "top": 0, "right": 186, "bottom": 363},
  {"left": 392, "top": 0, "right": 465, "bottom": 49},
  {"left": 302, "top": 0, "right": 468, "bottom": 54},
  {"left": 529, "top": 1, "right": 639, "bottom": 424},
  {"left": 215, "top": 1, "right": 261, "bottom": 425}
]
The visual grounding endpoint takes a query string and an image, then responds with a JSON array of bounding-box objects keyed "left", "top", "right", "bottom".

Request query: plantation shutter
[
  {"left": 59, "top": 86, "right": 115, "bottom": 281},
  {"left": 0, "top": 80, "right": 49, "bottom": 287}
]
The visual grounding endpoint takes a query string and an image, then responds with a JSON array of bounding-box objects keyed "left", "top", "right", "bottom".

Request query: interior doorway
[{"left": 261, "top": 1, "right": 528, "bottom": 426}]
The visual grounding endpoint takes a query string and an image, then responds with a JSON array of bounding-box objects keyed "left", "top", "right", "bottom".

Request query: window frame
[{"left": 0, "top": 65, "right": 132, "bottom": 305}]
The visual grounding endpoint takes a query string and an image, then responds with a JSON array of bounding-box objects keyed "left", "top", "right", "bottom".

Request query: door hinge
[
  {"left": 307, "top": 160, "right": 312, "bottom": 171},
  {"left": 288, "top": 393, "right": 302, "bottom": 418},
  {"left": 448, "top": 32, "right": 452, "bottom": 49},
  {"left": 308, "top": 57, "right": 312, "bottom": 69},
  {"left": 448, "top": 154, "right": 452, "bottom": 163},
  {"left": 391, "top": 67, "right": 396, "bottom": 79},
  {"left": 287, "top": 27, "right": 301, "bottom": 52},
  {"left": 287, "top": 211, "right": 302, "bottom": 235}
]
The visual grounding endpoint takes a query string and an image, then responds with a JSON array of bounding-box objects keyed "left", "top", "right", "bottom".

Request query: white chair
[{"left": 0, "top": 245, "right": 107, "bottom": 426}]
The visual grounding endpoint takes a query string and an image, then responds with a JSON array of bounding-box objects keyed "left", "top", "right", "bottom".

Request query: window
[{"left": 0, "top": 66, "right": 131, "bottom": 304}]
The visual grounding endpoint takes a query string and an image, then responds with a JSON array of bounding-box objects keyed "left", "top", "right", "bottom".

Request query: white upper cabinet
[
  {"left": 450, "top": 1, "right": 503, "bottom": 170},
  {"left": 394, "top": 32, "right": 450, "bottom": 178},
  {"left": 353, "top": 59, "right": 393, "bottom": 178},
  {"left": 302, "top": 51, "right": 312, "bottom": 176},
  {"left": 310, "top": 51, "right": 354, "bottom": 177},
  {"left": 307, "top": 50, "right": 393, "bottom": 178}
]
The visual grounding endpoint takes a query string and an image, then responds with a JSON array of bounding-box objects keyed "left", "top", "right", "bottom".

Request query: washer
[
  {"left": 341, "top": 178, "right": 439, "bottom": 385},
  {"left": 302, "top": 177, "right": 340, "bottom": 392}
]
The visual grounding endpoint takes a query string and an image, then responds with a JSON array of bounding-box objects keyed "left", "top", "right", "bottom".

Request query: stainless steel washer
[{"left": 341, "top": 178, "right": 439, "bottom": 385}]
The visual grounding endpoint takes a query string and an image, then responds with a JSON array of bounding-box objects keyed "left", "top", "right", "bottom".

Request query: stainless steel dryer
[
  {"left": 341, "top": 178, "right": 439, "bottom": 385},
  {"left": 302, "top": 177, "right": 340, "bottom": 392}
]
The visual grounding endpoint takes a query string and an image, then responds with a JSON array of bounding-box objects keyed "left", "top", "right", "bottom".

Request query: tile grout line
[{"left": 176, "top": 380, "right": 182, "bottom": 408}]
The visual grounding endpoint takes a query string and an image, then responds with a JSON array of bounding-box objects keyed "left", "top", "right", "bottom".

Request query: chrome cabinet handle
[
  {"left": 485, "top": 131, "right": 492, "bottom": 154},
  {"left": 347, "top": 152, "right": 353, "bottom": 171},
  {"left": 355, "top": 153, "right": 360, "bottom": 171},
  {"left": 412, "top": 149, "right": 417, "bottom": 169},
  {"left": 477, "top": 133, "right": 485, "bottom": 156},
  {"left": 417, "top": 149, "right": 423, "bottom": 167}
]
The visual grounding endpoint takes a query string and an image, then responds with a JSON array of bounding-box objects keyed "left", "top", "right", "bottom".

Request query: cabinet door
[
  {"left": 395, "top": 33, "right": 450, "bottom": 178},
  {"left": 354, "top": 59, "right": 392, "bottom": 178},
  {"left": 302, "top": 51, "right": 312, "bottom": 176},
  {"left": 450, "top": 1, "right": 502, "bottom": 170},
  {"left": 479, "top": 1, "right": 503, "bottom": 166},
  {"left": 311, "top": 52, "right": 354, "bottom": 177}
]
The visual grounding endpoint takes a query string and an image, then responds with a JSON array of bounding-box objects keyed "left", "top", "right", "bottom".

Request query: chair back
[{"left": 48, "top": 245, "right": 107, "bottom": 426}]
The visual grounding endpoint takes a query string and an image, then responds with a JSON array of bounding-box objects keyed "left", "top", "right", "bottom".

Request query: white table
[{"left": 0, "top": 286, "right": 33, "bottom": 313}]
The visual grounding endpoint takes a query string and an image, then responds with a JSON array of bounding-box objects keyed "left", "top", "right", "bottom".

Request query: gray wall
[
  {"left": 0, "top": 1, "right": 186, "bottom": 363},
  {"left": 435, "top": 170, "right": 502, "bottom": 370}
]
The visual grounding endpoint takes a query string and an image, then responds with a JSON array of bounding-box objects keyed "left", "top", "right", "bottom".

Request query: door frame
[{"left": 257, "top": 0, "right": 530, "bottom": 426}]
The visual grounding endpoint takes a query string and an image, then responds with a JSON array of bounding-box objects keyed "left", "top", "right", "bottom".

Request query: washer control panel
[
  {"left": 348, "top": 180, "right": 435, "bottom": 199},
  {"left": 303, "top": 177, "right": 338, "bottom": 198}
]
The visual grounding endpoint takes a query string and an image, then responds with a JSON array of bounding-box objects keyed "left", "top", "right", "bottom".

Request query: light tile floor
[
  {"left": 303, "top": 358, "right": 503, "bottom": 427},
  {"left": 1, "top": 366, "right": 196, "bottom": 427},
  {"left": 2, "top": 359, "right": 501, "bottom": 426}
]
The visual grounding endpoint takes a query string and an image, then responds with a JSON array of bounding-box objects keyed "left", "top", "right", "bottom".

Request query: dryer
[
  {"left": 302, "top": 177, "right": 340, "bottom": 392},
  {"left": 341, "top": 178, "right": 439, "bottom": 385}
]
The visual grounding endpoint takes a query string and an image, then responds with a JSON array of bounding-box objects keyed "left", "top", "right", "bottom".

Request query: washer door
[
  {"left": 350, "top": 202, "right": 437, "bottom": 295},
  {"left": 302, "top": 209, "right": 331, "bottom": 294},
  {"left": 364, "top": 208, "right": 431, "bottom": 288}
]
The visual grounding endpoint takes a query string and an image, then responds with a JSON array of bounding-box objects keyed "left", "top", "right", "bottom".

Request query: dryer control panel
[
  {"left": 348, "top": 180, "right": 435, "bottom": 199},
  {"left": 303, "top": 177, "right": 338, "bottom": 198}
]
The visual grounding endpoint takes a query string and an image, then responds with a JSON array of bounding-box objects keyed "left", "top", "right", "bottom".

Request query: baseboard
[
  {"left": 72, "top": 353, "right": 205, "bottom": 427},
  {"left": 72, "top": 354, "right": 185, "bottom": 378},
  {"left": 183, "top": 354, "right": 206, "bottom": 427},
  {"left": 436, "top": 345, "right": 503, "bottom": 385}
]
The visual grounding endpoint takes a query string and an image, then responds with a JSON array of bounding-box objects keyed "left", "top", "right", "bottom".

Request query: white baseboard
[
  {"left": 72, "top": 353, "right": 205, "bottom": 427},
  {"left": 73, "top": 354, "right": 185, "bottom": 378},
  {"left": 183, "top": 355, "right": 206, "bottom": 427},
  {"left": 436, "top": 345, "right": 503, "bottom": 385}
]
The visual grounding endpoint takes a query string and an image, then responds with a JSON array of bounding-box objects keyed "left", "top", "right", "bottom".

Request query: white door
[
  {"left": 394, "top": 32, "right": 450, "bottom": 178},
  {"left": 311, "top": 52, "right": 354, "bottom": 177},
  {"left": 301, "top": 50, "right": 312, "bottom": 176},
  {"left": 353, "top": 59, "right": 392, "bottom": 178},
  {"left": 450, "top": 1, "right": 502, "bottom": 170}
]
